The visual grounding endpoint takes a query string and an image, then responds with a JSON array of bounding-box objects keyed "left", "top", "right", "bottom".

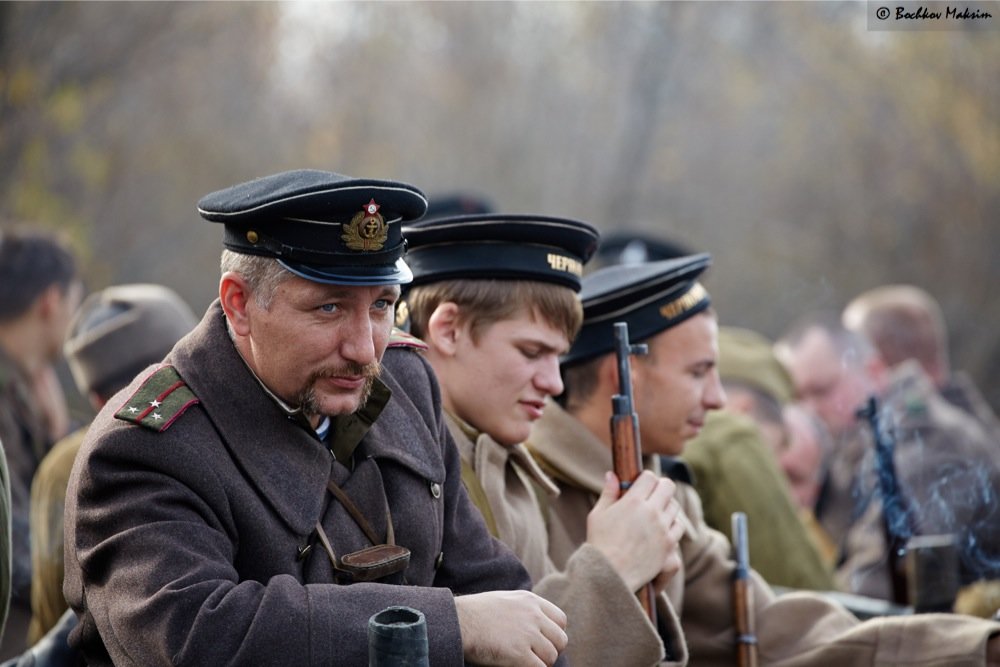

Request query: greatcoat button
[{"left": 429, "top": 481, "right": 441, "bottom": 498}]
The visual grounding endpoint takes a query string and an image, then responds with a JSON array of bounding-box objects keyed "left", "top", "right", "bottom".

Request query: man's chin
[{"left": 314, "top": 393, "right": 366, "bottom": 417}]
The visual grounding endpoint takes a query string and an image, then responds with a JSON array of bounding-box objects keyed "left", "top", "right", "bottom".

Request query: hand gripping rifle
[
  {"left": 856, "top": 395, "right": 914, "bottom": 606},
  {"left": 731, "top": 512, "right": 758, "bottom": 667},
  {"left": 610, "top": 321, "right": 657, "bottom": 625}
]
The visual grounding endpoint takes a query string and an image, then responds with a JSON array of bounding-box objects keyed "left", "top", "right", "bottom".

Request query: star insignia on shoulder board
[{"left": 114, "top": 365, "right": 200, "bottom": 433}]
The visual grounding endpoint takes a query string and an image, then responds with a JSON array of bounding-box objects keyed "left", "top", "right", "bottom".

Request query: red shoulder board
[
  {"left": 387, "top": 327, "right": 428, "bottom": 350},
  {"left": 114, "top": 365, "right": 199, "bottom": 432}
]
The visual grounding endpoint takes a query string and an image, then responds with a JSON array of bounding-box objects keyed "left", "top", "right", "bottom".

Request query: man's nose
[{"left": 339, "top": 312, "right": 377, "bottom": 366}]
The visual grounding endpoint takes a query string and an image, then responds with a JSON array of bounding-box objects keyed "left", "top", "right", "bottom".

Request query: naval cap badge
[{"left": 342, "top": 199, "right": 388, "bottom": 252}]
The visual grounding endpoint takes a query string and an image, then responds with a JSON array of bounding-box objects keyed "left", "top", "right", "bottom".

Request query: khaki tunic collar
[
  {"left": 528, "top": 402, "right": 695, "bottom": 538},
  {"left": 445, "top": 410, "right": 559, "bottom": 582}
]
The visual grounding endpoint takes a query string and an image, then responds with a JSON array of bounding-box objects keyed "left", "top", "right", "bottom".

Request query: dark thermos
[{"left": 368, "top": 606, "right": 429, "bottom": 667}]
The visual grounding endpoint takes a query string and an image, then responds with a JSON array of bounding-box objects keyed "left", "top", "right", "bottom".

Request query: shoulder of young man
[
  {"left": 113, "top": 365, "right": 200, "bottom": 433},
  {"left": 387, "top": 327, "right": 428, "bottom": 351}
]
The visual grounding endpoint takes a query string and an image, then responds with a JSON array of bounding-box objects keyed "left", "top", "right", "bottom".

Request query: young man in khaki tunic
[
  {"left": 530, "top": 255, "right": 1000, "bottom": 666},
  {"left": 400, "top": 213, "right": 687, "bottom": 665}
]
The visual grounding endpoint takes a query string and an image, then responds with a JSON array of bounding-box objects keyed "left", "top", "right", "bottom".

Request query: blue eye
[{"left": 320, "top": 304, "right": 338, "bottom": 313}]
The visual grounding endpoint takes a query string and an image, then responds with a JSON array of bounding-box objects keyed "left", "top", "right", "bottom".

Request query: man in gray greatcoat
[{"left": 63, "top": 170, "right": 567, "bottom": 666}]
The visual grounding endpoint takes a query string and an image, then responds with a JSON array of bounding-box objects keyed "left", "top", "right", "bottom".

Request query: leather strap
[{"left": 326, "top": 479, "right": 386, "bottom": 545}]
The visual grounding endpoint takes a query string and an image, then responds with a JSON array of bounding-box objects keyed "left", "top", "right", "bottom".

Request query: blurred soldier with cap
[
  {"left": 62, "top": 169, "right": 566, "bottom": 666},
  {"left": 589, "top": 230, "right": 694, "bottom": 272},
  {"left": 0, "top": 229, "right": 82, "bottom": 655},
  {"left": 421, "top": 192, "right": 495, "bottom": 221},
  {"left": 400, "top": 213, "right": 685, "bottom": 666},
  {"left": 530, "top": 256, "right": 1000, "bottom": 665},
  {"left": 679, "top": 326, "right": 835, "bottom": 591},
  {"left": 29, "top": 284, "right": 198, "bottom": 643}
]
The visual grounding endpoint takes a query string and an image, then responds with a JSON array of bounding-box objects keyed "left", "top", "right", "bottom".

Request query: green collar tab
[{"left": 329, "top": 378, "right": 391, "bottom": 463}]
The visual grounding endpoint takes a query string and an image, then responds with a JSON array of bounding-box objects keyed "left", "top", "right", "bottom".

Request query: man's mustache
[{"left": 314, "top": 361, "right": 381, "bottom": 381}]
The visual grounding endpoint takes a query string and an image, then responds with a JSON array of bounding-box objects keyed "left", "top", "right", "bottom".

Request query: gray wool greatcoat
[{"left": 63, "top": 300, "right": 531, "bottom": 666}]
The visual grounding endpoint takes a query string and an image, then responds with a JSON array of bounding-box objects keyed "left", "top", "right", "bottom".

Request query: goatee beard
[{"left": 298, "top": 361, "right": 381, "bottom": 419}]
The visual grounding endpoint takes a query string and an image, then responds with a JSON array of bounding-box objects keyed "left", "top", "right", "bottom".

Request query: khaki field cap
[
  {"left": 64, "top": 283, "right": 198, "bottom": 396},
  {"left": 716, "top": 326, "right": 794, "bottom": 404}
]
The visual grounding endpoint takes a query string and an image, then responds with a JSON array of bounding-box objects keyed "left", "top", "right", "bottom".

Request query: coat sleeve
[
  {"left": 533, "top": 543, "right": 682, "bottom": 667},
  {"left": 64, "top": 417, "right": 465, "bottom": 667}
]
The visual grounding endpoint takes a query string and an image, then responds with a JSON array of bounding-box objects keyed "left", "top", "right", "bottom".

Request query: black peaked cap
[
  {"left": 562, "top": 253, "right": 712, "bottom": 366},
  {"left": 403, "top": 214, "right": 600, "bottom": 292},
  {"left": 198, "top": 169, "right": 428, "bottom": 286}
]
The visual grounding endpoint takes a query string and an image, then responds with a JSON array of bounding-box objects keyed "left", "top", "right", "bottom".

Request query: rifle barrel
[{"left": 610, "top": 322, "right": 657, "bottom": 626}]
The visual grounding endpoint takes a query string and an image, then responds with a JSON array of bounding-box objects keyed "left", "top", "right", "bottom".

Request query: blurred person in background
[
  {"left": 28, "top": 284, "right": 198, "bottom": 646},
  {"left": 843, "top": 284, "right": 1000, "bottom": 447},
  {"left": 776, "top": 312, "right": 1000, "bottom": 603},
  {"left": 587, "top": 230, "right": 695, "bottom": 272},
  {"left": 421, "top": 192, "right": 495, "bottom": 221},
  {"left": 780, "top": 402, "right": 838, "bottom": 569},
  {"left": 0, "top": 229, "right": 82, "bottom": 657},
  {"left": 680, "top": 325, "right": 834, "bottom": 591}
]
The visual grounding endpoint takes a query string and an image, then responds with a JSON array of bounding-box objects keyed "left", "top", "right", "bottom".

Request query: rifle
[
  {"left": 856, "top": 395, "right": 913, "bottom": 606},
  {"left": 368, "top": 606, "right": 429, "bottom": 666},
  {"left": 610, "top": 321, "right": 657, "bottom": 625},
  {"left": 731, "top": 512, "right": 758, "bottom": 667}
]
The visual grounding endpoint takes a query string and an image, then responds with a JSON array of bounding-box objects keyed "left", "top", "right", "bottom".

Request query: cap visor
[{"left": 279, "top": 258, "right": 413, "bottom": 286}]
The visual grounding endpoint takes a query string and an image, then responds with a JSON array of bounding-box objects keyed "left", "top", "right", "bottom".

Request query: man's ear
[
  {"left": 597, "top": 352, "right": 622, "bottom": 395},
  {"left": 34, "top": 283, "right": 64, "bottom": 322},
  {"left": 425, "top": 302, "right": 464, "bottom": 356},
  {"left": 219, "top": 272, "right": 253, "bottom": 337}
]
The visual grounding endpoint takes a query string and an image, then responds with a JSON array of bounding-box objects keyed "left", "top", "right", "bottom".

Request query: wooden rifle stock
[
  {"left": 731, "top": 512, "right": 758, "bottom": 667},
  {"left": 609, "top": 322, "right": 657, "bottom": 625}
]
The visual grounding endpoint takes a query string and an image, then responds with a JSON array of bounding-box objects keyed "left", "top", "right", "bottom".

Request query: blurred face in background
[
  {"left": 780, "top": 404, "right": 825, "bottom": 510},
  {"left": 44, "top": 280, "right": 84, "bottom": 363},
  {"left": 779, "top": 327, "right": 872, "bottom": 437}
]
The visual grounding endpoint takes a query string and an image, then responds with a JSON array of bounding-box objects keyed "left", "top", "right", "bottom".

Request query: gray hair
[{"left": 220, "top": 250, "right": 291, "bottom": 309}]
